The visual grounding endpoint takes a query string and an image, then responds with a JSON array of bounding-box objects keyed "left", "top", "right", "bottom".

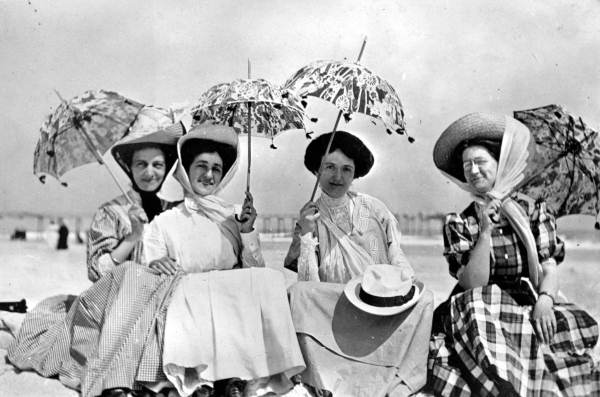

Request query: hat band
[{"left": 358, "top": 285, "right": 415, "bottom": 307}]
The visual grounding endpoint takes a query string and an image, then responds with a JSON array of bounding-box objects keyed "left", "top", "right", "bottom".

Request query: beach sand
[{"left": 0, "top": 237, "right": 599, "bottom": 396}]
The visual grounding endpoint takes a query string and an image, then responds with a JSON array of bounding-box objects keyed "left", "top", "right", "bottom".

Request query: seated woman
[
  {"left": 284, "top": 130, "right": 414, "bottom": 283},
  {"left": 4, "top": 122, "right": 182, "bottom": 389},
  {"left": 428, "top": 113, "right": 599, "bottom": 396},
  {"left": 285, "top": 131, "right": 434, "bottom": 396},
  {"left": 141, "top": 123, "right": 304, "bottom": 396}
]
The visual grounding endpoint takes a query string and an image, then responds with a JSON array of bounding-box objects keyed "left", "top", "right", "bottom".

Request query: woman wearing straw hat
[
  {"left": 53, "top": 123, "right": 303, "bottom": 397},
  {"left": 428, "top": 113, "right": 599, "bottom": 396},
  {"left": 86, "top": 119, "right": 182, "bottom": 281},
  {"left": 3, "top": 114, "right": 181, "bottom": 386},
  {"left": 284, "top": 130, "right": 414, "bottom": 284}
]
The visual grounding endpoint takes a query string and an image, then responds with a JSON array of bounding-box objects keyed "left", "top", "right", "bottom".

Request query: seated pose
[
  {"left": 284, "top": 130, "right": 414, "bottom": 283},
  {"left": 285, "top": 131, "right": 434, "bottom": 396},
  {"left": 5, "top": 122, "right": 181, "bottom": 392},
  {"left": 428, "top": 113, "right": 599, "bottom": 396}
]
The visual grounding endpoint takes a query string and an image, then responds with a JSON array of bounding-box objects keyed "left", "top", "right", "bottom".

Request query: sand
[{"left": 0, "top": 237, "right": 598, "bottom": 396}]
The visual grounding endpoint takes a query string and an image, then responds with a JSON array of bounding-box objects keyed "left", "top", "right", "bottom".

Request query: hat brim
[
  {"left": 344, "top": 278, "right": 423, "bottom": 316},
  {"left": 432, "top": 113, "right": 506, "bottom": 180}
]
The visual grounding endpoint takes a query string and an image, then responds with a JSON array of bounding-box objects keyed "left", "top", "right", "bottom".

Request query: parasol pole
[
  {"left": 247, "top": 58, "right": 252, "bottom": 193},
  {"left": 309, "top": 36, "right": 368, "bottom": 201},
  {"left": 53, "top": 90, "right": 135, "bottom": 206}
]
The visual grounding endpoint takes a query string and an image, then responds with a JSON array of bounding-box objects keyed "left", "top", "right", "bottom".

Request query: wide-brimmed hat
[
  {"left": 304, "top": 131, "right": 374, "bottom": 178},
  {"left": 433, "top": 113, "right": 506, "bottom": 181},
  {"left": 111, "top": 121, "right": 185, "bottom": 174},
  {"left": 344, "top": 265, "right": 422, "bottom": 316}
]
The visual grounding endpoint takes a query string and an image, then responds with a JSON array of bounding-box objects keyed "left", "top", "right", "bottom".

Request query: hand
[
  {"left": 481, "top": 199, "right": 501, "bottom": 233},
  {"left": 126, "top": 205, "right": 148, "bottom": 242},
  {"left": 298, "top": 201, "right": 320, "bottom": 235},
  {"left": 238, "top": 191, "right": 257, "bottom": 233},
  {"left": 149, "top": 256, "right": 179, "bottom": 276},
  {"left": 532, "top": 294, "right": 556, "bottom": 344}
]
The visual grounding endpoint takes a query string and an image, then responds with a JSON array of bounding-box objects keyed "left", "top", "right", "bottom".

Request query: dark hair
[
  {"left": 450, "top": 138, "right": 501, "bottom": 182},
  {"left": 304, "top": 131, "right": 374, "bottom": 178},
  {"left": 124, "top": 143, "right": 176, "bottom": 173},
  {"left": 181, "top": 138, "right": 237, "bottom": 175}
]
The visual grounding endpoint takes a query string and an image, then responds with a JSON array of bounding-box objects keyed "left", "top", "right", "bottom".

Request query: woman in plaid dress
[{"left": 428, "top": 113, "right": 599, "bottom": 396}]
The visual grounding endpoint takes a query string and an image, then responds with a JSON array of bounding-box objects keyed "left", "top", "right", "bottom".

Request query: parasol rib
[{"left": 309, "top": 37, "right": 368, "bottom": 201}]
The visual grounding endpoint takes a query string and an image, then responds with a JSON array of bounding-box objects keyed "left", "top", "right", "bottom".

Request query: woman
[
  {"left": 428, "top": 113, "right": 599, "bottom": 396},
  {"left": 4, "top": 122, "right": 182, "bottom": 393},
  {"left": 87, "top": 122, "right": 181, "bottom": 280},
  {"left": 74, "top": 123, "right": 304, "bottom": 397},
  {"left": 284, "top": 130, "right": 414, "bottom": 283},
  {"left": 285, "top": 131, "right": 434, "bottom": 396}
]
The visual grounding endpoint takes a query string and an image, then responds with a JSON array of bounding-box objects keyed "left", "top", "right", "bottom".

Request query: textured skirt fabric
[
  {"left": 7, "top": 262, "right": 179, "bottom": 397},
  {"left": 162, "top": 267, "right": 305, "bottom": 397},
  {"left": 428, "top": 285, "right": 600, "bottom": 397}
]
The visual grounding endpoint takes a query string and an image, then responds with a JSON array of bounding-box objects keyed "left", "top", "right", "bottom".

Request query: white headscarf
[{"left": 441, "top": 116, "right": 542, "bottom": 288}]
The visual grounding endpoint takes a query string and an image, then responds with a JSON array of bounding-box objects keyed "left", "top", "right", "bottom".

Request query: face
[
  {"left": 188, "top": 152, "right": 224, "bottom": 196},
  {"left": 130, "top": 147, "right": 167, "bottom": 192},
  {"left": 318, "top": 149, "right": 355, "bottom": 198},
  {"left": 462, "top": 145, "right": 498, "bottom": 193}
]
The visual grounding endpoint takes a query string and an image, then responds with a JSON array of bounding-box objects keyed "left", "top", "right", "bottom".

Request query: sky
[{"left": 1, "top": 0, "right": 600, "bottom": 222}]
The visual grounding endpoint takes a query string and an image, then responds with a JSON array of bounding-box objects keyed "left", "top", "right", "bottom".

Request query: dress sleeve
[
  {"left": 86, "top": 206, "right": 123, "bottom": 282},
  {"left": 240, "top": 230, "right": 266, "bottom": 268},
  {"left": 529, "top": 200, "right": 565, "bottom": 265},
  {"left": 143, "top": 218, "right": 168, "bottom": 265},
  {"left": 442, "top": 213, "right": 474, "bottom": 279}
]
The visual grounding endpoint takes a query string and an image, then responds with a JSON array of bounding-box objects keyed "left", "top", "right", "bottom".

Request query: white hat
[{"left": 344, "top": 265, "right": 423, "bottom": 316}]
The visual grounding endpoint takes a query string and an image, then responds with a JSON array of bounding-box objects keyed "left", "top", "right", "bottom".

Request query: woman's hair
[
  {"left": 450, "top": 138, "right": 502, "bottom": 181},
  {"left": 181, "top": 138, "right": 237, "bottom": 175},
  {"left": 304, "top": 131, "right": 374, "bottom": 178}
]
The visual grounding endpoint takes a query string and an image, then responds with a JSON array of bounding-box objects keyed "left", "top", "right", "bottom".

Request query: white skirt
[{"left": 162, "top": 267, "right": 305, "bottom": 396}]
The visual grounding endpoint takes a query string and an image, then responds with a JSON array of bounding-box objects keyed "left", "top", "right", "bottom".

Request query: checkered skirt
[
  {"left": 428, "top": 285, "right": 600, "bottom": 396},
  {"left": 7, "top": 262, "right": 179, "bottom": 397}
]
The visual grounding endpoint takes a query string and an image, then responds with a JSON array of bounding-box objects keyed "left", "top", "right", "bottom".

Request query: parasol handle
[
  {"left": 309, "top": 110, "right": 344, "bottom": 201},
  {"left": 78, "top": 125, "right": 135, "bottom": 206},
  {"left": 356, "top": 36, "right": 367, "bottom": 63},
  {"left": 236, "top": 61, "right": 252, "bottom": 223}
]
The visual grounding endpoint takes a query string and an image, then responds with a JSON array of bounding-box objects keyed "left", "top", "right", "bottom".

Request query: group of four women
[{"left": 2, "top": 111, "right": 599, "bottom": 396}]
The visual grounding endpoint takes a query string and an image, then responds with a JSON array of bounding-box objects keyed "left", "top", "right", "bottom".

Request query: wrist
[{"left": 538, "top": 291, "right": 555, "bottom": 306}]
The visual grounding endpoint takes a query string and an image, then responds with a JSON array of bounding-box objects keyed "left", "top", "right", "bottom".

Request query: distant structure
[{"left": 56, "top": 218, "right": 69, "bottom": 250}]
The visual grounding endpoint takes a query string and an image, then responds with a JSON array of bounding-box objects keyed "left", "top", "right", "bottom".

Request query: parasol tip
[{"left": 53, "top": 89, "right": 67, "bottom": 104}]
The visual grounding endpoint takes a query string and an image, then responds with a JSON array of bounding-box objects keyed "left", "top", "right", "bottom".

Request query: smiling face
[
  {"left": 130, "top": 147, "right": 167, "bottom": 192},
  {"left": 462, "top": 145, "right": 498, "bottom": 193},
  {"left": 187, "top": 152, "right": 224, "bottom": 196},
  {"left": 318, "top": 149, "right": 355, "bottom": 198}
]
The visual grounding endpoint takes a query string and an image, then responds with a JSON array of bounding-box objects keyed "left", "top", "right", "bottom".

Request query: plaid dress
[{"left": 427, "top": 195, "right": 600, "bottom": 396}]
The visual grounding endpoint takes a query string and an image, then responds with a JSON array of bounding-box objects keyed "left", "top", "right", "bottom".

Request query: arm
[
  {"left": 284, "top": 201, "right": 320, "bottom": 280},
  {"left": 237, "top": 192, "right": 265, "bottom": 268},
  {"left": 457, "top": 200, "right": 499, "bottom": 290},
  {"left": 144, "top": 217, "right": 179, "bottom": 275}
]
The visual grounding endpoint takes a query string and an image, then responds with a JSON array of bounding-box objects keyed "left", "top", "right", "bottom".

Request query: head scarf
[
  {"left": 440, "top": 116, "right": 542, "bottom": 288},
  {"left": 173, "top": 124, "right": 242, "bottom": 256}
]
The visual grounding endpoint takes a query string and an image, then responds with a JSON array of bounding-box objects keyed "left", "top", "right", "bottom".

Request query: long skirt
[
  {"left": 428, "top": 285, "right": 600, "bottom": 397},
  {"left": 7, "top": 262, "right": 179, "bottom": 397},
  {"left": 289, "top": 281, "right": 434, "bottom": 397}
]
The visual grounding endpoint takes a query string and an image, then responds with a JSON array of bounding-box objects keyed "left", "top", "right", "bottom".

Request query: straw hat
[
  {"left": 433, "top": 113, "right": 506, "bottom": 181},
  {"left": 111, "top": 121, "right": 185, "bottom": 174},
  {"left": 304, "top": 131, "right": 374, "bottom": 178},
  {"left": 344, "top": 265, "right": 422, "bottom": 316}
]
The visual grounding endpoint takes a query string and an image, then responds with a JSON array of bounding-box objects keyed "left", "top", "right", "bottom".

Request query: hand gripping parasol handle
[{"left": 53, "top": 90, "right": 135, "bottom": 206}]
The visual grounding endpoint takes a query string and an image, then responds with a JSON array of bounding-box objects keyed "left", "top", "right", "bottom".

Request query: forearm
[
  {"left": 109, "top": 237, "right": 138, "bottom": 263},
  {"left": 538, "top": 260, "right": 559, "bottom": 296},
  {"left": 298, "top": 233, "right": 319, "bottom": 281},
  {"left": 458, "top": 229, "right": 492, "bottom": 289}
]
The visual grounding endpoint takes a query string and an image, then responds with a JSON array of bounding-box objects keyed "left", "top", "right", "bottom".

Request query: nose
[{"left": 333, "top": 168, "right": 342, "bottom": 180}]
